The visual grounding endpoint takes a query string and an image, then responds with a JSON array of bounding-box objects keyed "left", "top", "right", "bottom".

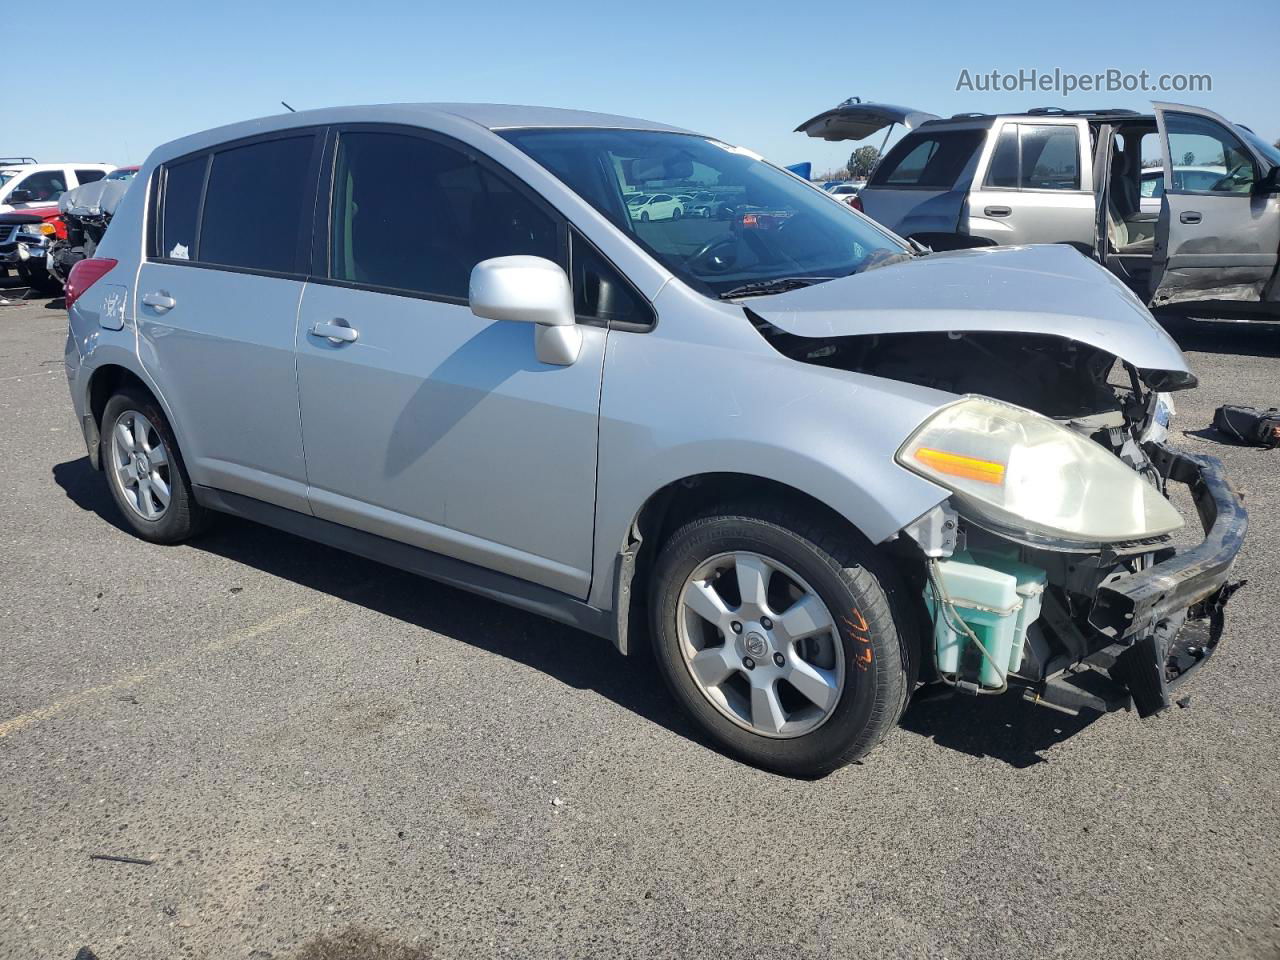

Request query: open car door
[{"left": 1150, "top": 101, "right": 1280, "bottom": 307}]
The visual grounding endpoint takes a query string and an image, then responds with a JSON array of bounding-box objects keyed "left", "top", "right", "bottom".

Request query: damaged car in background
[
  {"left": 47, "top": 166, "right": 137, "bottom": 289},
  {"left": 65, "top": 105, "right": 1246, "bottom": 777},
  {"left": 797, "top": 99, "right": 1280, "bottom": 314}
]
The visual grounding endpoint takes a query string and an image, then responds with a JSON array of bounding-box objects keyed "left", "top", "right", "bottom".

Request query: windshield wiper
[{"left": 717, "top": 276, "right": 834, "bottom": 300}]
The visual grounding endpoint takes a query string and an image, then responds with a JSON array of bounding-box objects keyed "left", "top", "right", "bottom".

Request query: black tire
[
  {"left": 673, "top": 207, "right": 682, "bottom": 220},
  {"left": 640, "top": 211, "right": 649, "bottom": 222},
  {"left": 649, "top": 505, "right": 912, "bottom": 777},
  {"left": 100, "top": 386, "right": 208, "bottom": 544}
]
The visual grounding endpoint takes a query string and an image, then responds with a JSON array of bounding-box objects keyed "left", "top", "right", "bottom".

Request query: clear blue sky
[{"left": 34, "top": 0, "right": 1277, "bottom": 170}]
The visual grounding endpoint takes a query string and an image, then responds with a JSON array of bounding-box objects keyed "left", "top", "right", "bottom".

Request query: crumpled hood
[
  {"left": 58, "top": 178, "right": 130, "bottom": 218},
  {"left": 748, "top": 244, "right": 1191, "bottom": 375}
]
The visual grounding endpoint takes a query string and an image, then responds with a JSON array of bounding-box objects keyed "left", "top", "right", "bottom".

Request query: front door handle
[
  {"left": 141, "top": 291, "right": 176, "bottom": 313},
  {"left": 1180, "top": 211, "right": 1202, "bottom": 224},
  {"left": 310, "top": 319, "right": 359, "bottom": 344},
  {"left": 984, "top": 205, "right": 1012, "bottom": 217}
]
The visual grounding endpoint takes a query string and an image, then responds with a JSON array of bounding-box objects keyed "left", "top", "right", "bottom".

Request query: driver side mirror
[
  {"left": 1255, "top": 166, "right": 1280, "bottom": 196},
  {"left": 7, "top": 188, "right": 33, "bottom": 204},
  {"left": 469, "top": 256, "right": 581, "bottom": 365}
]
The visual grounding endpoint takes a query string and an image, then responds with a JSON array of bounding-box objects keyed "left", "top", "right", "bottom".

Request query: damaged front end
[
  {"left": 743, "top": 251, "right": 1248, "bottom": 717},
  {"left": 899, "top": 444, "right": 1245, "bottom": 718},
  {"left": 883, "top": 370, "right": 1248, "bottom": 717}
]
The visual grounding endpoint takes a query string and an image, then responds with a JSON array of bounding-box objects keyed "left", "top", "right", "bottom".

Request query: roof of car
[
  {"left": 923, "top": 107, "right": 1153, "bottom": 128},
  {"left": 153, "top": 102, "right": 699, "bottom": 163}
]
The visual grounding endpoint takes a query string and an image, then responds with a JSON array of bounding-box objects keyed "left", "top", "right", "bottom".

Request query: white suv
[{"left": 0, "top": 162, "right": 115, "bottom": 213}]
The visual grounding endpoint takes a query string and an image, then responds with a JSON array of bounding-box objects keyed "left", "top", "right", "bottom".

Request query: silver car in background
[
  {"left": 799, "top": 100, "right": 1280, "bottom": 311},
  {"left": 63, "top": 104, "right": 1246, "bottom": 776}
]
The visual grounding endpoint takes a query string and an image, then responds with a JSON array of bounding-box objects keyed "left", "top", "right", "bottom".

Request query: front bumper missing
[
  {"left": 1090, "top": 446, "right": 1247, "bottom": 640},
  {"left": 1084, "top": 445, "right": 1247, "bottom": 716}
]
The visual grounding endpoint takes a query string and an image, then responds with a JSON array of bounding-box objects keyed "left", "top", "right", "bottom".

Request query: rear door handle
[
  {"left": 310, "top": 319, "right": 359, "bottom": 344},
  {"left": 984, "top": 205, "right": 1011, "bottom": 217},
  {"left": 1179, "top": 211, "right": 1202, "bottom": 224},
  {"left": 141, "top": 291, "right": 176, "bottom": 313}
]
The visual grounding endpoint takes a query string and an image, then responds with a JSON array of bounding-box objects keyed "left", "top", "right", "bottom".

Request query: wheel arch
[
  {"left": 607, "top": 471, "right": 905, "bottom": 657},
  {"left": 82, "top": 362, "right": 182, "bottom": 470}
]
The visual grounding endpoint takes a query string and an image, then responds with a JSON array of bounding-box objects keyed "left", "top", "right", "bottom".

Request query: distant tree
[
  {"left": 847, "top": 145, "right": 880, "bottom": 179},
  {"left": 1183, "top": 150, "right": 1196, "bottom": 166}
]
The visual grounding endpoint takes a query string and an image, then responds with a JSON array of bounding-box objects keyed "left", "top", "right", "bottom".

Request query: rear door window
[
  {"left": 198, "top": 135, "right": 316, "bottom": 273},
  {"left": 328, "top": 129, "right": 562, "bottom": 300},
  {"left": 1019, "top": 125, "right": 1080, "bottom": 189},
  {"left": 871, "top": 130, "right": 984, "bottom": 188},
  {"left": 984, "top": 124, "right": 1081, "bottom": 190}
]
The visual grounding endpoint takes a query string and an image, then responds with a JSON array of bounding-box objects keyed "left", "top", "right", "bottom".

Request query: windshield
[
  {"left": 501, "top": 128, "right": 906, "bottom": 297},
  {"left": 1236, "top": 125, "right": 1280, "bottom": 168},
  {"left": 105, "top": 168, "right": 137, "bottom": 181}
]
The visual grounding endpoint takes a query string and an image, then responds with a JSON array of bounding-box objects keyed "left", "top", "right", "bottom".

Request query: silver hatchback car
[{"left": 63, "top": 104, "right": 1246, "bottom": 776}]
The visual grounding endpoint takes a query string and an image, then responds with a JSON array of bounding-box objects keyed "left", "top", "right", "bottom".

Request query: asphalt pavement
[{"left": 1, "top": 289, "right": 1278, "bottom": 960}]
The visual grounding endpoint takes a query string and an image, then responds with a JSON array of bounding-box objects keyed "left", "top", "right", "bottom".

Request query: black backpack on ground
[{"left": 1213, "top": 405, "right": 1280, "bottom": 448}]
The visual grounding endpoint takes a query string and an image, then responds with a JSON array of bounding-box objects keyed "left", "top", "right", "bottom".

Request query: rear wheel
[
  {"left": 650, "top": 506, "right": 911, "bottom": 777},
  {"left": 101, "top": 387, "right": 207, "bottom": 544}
]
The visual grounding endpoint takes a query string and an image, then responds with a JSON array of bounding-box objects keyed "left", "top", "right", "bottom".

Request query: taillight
[
  {"left": 850, "top": 196, "right": 864, "bottom": 212},
  {"left": 64, "top": 257, "right": 118, "bottom": 309}
]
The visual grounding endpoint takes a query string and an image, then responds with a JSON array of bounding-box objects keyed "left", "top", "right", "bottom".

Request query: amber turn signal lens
[{"left": 913, "top": 447, "right": 1006, "bottom": 485}]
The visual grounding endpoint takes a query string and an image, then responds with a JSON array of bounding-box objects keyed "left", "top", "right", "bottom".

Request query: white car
[
  {"left": 626, "top": 192, "right": 684, "bottom": 221},
  {"left": 0, "top": 162, "right": 115, "bottom": 214},
  {"left": 1139, "top": 165, "right": 1228, "bottom": 215}
]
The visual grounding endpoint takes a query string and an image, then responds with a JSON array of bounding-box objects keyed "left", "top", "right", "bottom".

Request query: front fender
[{"left": 586, "top": 292, "right": 953, "bottom": 611}]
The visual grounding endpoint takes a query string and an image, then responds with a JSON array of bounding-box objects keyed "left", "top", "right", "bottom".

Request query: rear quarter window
[
  {"left": 870, "top": 130, "right": 985, "bottom": 189},
  {"left": 157, "top": 156, "right": 206, "bottom": 260}
]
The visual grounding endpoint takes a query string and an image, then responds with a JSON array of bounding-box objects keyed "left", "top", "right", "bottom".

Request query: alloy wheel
[
  {"left": 677, "top": 551, "right": 845, "bottom": 738},
  {"left": 109, "top": 409, "right": 172, "bottom": 521}
]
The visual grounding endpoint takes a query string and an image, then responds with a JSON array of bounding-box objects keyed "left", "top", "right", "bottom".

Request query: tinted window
[
  {"left": 871, "top": 131, "right": 984, "bottom": 188},
  {"left": 199, "top": 136, "right": 314, "bottom": 273},
  {"left": 159, "top": 156, "right": 206, "bottom": 260},
  {"left": 1020, "top": 125, "right": 1079, "bottom": 190},
  {"left": 76, "top": 169, "right": 107, "bottom": 185},
  {"left": 985, "top": 124, "right": 1080, "bottom": 190},
  {"left": 985, "top": 125, "right": 1019, "bottom": 188},
  {"left": 571, "top": 232, "right": 649, "bottom": 325},
  {"left": 330, "top": 131, "right": 560, "bottom": 299}
]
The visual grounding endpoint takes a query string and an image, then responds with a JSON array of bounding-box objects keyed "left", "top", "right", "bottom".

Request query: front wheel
[{"left": 649, "top": 507, "right": 911, "bottom": 777}]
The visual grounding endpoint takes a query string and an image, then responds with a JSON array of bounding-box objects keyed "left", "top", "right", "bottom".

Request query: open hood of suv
[
  {"left": 746, "top": 245, "right": 1192, "bottom": 377},
  {"left": 795, "top": 99, "right": 940, "bottom": 142}
]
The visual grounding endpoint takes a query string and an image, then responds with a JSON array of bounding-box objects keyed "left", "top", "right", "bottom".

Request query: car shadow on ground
[
  {"left": 1156, "top": 308, "right": 1280, "bottom": 358},
  {"left": 899, "top": 688, "right": 1100, "bottom": 768},
  {"left": 52, "top": 454, "right": 1101, "bottom": 773}
]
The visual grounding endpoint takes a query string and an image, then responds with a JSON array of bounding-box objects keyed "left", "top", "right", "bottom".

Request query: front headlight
[
  {"left": 18, "top": 222, "right": 54, "bottom": 237},
  {"left": 897, "top": 395, "right": 1184, "bottom": 545}
]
